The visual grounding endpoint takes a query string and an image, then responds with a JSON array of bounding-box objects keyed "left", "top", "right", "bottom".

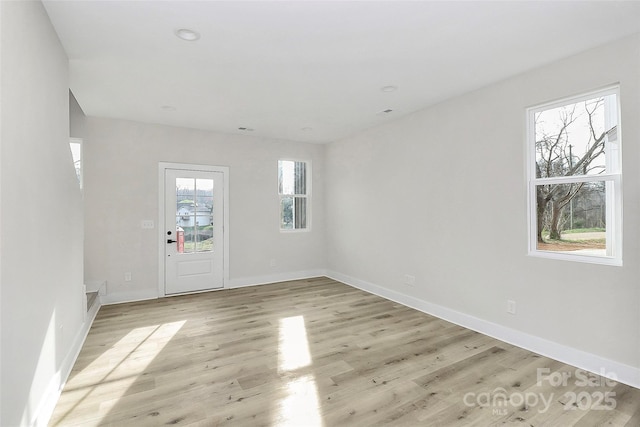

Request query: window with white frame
[
  {"left": 527, "top": 86, "right": 621, "bottom": 265},
  {"left": 278, "top": 160, "right": 309, "bottom": 230},
  {"left": 69, "top": 138, "right": 83, "bottom": 189}
]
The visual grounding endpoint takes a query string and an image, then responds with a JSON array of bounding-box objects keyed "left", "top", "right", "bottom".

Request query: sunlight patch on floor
[
  {"left": 278, "top": 315, "right": 311, "bottom": 372},
  {"left": 276, "top": 374, "right": 323, "bottom": 426},
  {"left": 276, "top": 315, "right": 323, "bottom": 426},
  {"left": 52, "top": 320, "right": 185, "bottom": 426}
]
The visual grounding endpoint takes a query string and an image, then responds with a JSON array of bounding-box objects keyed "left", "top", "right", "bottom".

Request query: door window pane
[{"left": 176, "top": 177, "right": 214, "bottom": 253}]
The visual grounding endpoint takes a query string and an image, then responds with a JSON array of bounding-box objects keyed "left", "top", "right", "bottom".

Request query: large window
[
  {"left": 278, "top": 160, "right": 309, "bottom": 230},
  {"left": 527, "top": 87, "right": 621, "bottom": 265}
]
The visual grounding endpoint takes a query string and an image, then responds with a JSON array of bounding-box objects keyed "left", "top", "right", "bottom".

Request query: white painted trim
[
  {"left": 533, "top": 174, "right": 619, "bottom": 185},
  {"left": 527, "top": 249, "right": 622, "bottom": 266},
  {"left": 34, "top": 298, "right": 101, "bottom": 427},
  {"left": 226, "top": 269, "right": 326, "bottom": 289},
  {"left": 82, "top": 284, "right": 87, "bottom": 321},
  {"left": 526, "top": 84, "right": 620, "bottom": 114},
  {"left": 325, "top": 270, "right": 640, "bottom": 389},
  {"left": 101, "top": 288, "right": 159, "bottom": 306},
  {"left": 158, "top": 162, "right": 230, "bottom": 298},
  {"left": 100, "top": 271, "right": 326, "bottom": 305}
]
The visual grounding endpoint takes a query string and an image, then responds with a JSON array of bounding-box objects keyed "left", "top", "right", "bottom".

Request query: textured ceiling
[{"left": 43, "top": 1, "right": 640, "bottom": 143}]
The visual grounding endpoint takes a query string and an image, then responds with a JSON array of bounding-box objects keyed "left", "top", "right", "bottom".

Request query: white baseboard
[
  {"left": 101, "top": 288, "right": 159, "bottom": 305},
  {"left": 226, "top": 269, "right": 327, "bottom": 289},
  {"left": 103, "top": 270, "right": 326, "bottom": 305},
  {"left": 325, "top": 270, "right": 640, "bottom": 390},
  {"left": 32, "top": 297, "right": 101, "bottom": 427}
]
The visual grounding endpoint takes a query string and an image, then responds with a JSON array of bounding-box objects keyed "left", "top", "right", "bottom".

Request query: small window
[
  {"left": 278, "top": 160, "right": 309, "bottom": 230},
  {"left": 527, "top": 87, "right": 621, "bottom": 265},
  {"left": 69, "top": 138, "right": 82, "bottom": 189}
]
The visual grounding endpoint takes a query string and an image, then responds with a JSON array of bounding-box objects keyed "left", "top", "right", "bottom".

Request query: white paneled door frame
[{"left": 158, "top": 162, "right": 230, "bottom": 297}]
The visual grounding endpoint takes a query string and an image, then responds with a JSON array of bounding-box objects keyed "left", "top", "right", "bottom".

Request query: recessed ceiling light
[
  {"left": 381, "top": 85, "right": 398, "bottom": 93},
  {"left": 161, "top": 105, "right": 176, "bottom": 111},
  {"left": 175, "top": 28, "right": 200, "bottom": 41}
]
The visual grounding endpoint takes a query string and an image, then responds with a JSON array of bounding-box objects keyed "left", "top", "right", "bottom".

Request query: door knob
[{"left": 167, "top": 239, "right": 177, "bottom": 244}]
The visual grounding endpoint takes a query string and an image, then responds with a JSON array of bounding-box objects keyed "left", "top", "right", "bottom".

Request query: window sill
[
  {"left": 280, "top": 228, "right": 311, "bottom": 233},
  {"left": 528, "top": 250, "right": 622, "bottom": 266}
]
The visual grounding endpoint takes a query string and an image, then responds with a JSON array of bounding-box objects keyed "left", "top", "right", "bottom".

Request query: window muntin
[
  {"left": 278, "top": 160, "right": 309, "bottom": 230},
  {"left": 528, "top": 87, "right": 621, "bottom": 265}
]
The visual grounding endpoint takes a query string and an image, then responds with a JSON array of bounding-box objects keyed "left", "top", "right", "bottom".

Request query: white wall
[
  {"left": 325, "top": 35, "right": 640, "bottom": 383},
  {"left": 84, "top": 118, "right": 326, "bottom": 303},
  {"left": 69, "top": 91, "right": 86, "bottom": 139},
  {"left": 0, "top": 2, "right": 85, "bottom": 425}
]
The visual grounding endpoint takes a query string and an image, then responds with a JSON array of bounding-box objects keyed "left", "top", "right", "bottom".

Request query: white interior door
[{"left": 164, "top": 168, "right": 224, "bottom": 294}]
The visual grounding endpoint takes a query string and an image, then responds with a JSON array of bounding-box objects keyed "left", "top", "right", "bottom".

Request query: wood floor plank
[{"left": 49, "top": 277, "right": 640, "bottom": 426}]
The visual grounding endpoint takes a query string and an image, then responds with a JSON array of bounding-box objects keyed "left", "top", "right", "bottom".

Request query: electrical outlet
[
  {"left": 507, "top": 300, "right": 516, "bottom": 315},
  {"left": 404, "top": 274, "right": 416, "bottom": 286},
  {"left": 125, "top": 272, "right": 132, "bottom": 282},
  {"left": 141, "top": 220, "right": 154, "bottom": 229},
  {"left": 270, "top": 259, "right": 276, "bottom": 267}
]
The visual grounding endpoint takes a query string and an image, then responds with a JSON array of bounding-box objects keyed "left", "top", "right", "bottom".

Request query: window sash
[
  {"left": 528, "top": 87, "right": 620, "bottom": 179},
  {"left": 532, "top": 173, "right": 619, "bottom": 186}
]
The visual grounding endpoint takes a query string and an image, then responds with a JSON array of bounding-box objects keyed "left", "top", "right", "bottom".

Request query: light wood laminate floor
[{"left": 50, "top": 277, "right": 640, "bottom": 426}]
